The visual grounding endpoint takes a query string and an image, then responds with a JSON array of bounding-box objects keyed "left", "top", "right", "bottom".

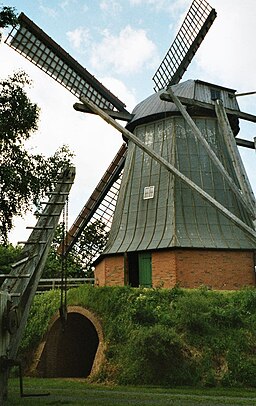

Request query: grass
[
  {"left": 20, "top": 286, "right": 256, "bottom": 387},
  {"left": 6, "top": 378, "right": 256, "bottom": 405}
]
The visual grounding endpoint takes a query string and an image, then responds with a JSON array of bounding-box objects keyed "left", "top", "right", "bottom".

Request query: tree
[
  {"left": 0, "top": 243, "right": 22, "bottom": 274},
  {"left": 72, "top": 220, "right": 109, "bottom": 277},
  {"left": 0, "top": 5, "right": 18, "bottom": 31},
  {"left": 43, "top": 220, "right": 110, "bottom": 279},
  {"left": 0, "top": 6, "right": 74, "bottom": 242},
  {"left": 42, "top": 224, "right": 85, "bottom": 279},
  {"left": 0, "top": 71, "right": 74, "bottom": 243},
  {"left": 42, "top": 220, "right": 109, "bottom": 279},
  {"left": 0, "top": 220, "right": 109, "bottom": 281}
]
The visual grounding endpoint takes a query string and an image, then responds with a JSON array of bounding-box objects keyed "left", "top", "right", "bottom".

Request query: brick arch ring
[{"left": 29, "top": 306, "right": 105, "bottom": 378}]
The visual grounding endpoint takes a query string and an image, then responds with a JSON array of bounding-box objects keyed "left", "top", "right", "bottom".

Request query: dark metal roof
[{"left": 127, "top": 80, "right": 239, "bottom": 131}]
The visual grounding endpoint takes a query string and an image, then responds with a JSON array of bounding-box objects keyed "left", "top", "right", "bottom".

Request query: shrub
[
  {"left": 118, "top": 324, "right": 195, "bottom": 386},
  {"left": 174, "top": 291, "right": 213, "bottom": 335},
  {"left": 19, "top": 289, "right": 60, "bottom": 368}
]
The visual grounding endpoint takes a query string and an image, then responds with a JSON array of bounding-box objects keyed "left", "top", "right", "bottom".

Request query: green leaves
[
  {"left": 0, "top": 72, "right": 39, "bottom": 143},
  {"left": 0, "top": 6, "right": 18, "bottom": 30},
  {"left": 0, "top": 73, "right": 74, "bottom": 243},
  {"left": 0, "top": 243, "right": 22, "bottom": 275}
]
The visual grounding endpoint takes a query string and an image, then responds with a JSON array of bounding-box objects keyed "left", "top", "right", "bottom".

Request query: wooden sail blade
[
  {"left": 152, "top": 0, "right": 216, "bottom": 91},
  {"left": 5, "top": 13, "right": 128, "bottom": 113},
  {"left": 60, "top": 144, "right": 127, "bottom": 260}
]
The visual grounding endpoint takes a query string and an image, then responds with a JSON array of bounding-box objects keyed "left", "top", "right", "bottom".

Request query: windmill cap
[{"left": 126, "top": 79, "right": 238, "bottom": 132}]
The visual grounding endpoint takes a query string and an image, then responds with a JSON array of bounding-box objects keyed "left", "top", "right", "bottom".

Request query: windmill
[{"left": 6, "top": 0, "right": 256, "bottom": 290}]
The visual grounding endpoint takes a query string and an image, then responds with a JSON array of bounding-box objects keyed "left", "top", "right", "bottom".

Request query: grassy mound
[{"left": 21, "top": 286, "right": 256, "bottom": 387}]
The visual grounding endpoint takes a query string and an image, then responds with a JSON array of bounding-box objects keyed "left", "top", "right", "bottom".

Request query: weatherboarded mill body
[{"left": 94, "top": 80, "right": 256, "bottom": 290}]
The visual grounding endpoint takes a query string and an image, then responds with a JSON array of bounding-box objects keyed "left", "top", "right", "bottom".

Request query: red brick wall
[
  {"left": 152, "top": 250, "right": 177, "bottom": 288},
  {"left": 175, "top": 249, "right": 255, "bottom": 290},
  {"left": 95, "top": 250, "right": 255, "bottom": 290},
  {"left": 94, "top": 259, "right": 106, "bottom": 286},
  {"left": 95, "top": 255, "right": 124, "bottom": 286}
]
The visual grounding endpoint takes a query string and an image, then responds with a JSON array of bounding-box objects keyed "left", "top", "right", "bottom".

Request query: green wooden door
[{"left": 138, "top": 252, "right": 152, "bottom": 287}]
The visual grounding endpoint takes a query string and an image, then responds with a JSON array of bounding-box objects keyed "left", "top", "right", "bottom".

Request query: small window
[
  {"left": 143, "top": 186, "right": 155, "bottom": 199},
  {"left": 210, "top": 88, "right": 221, "bottom": 101}
]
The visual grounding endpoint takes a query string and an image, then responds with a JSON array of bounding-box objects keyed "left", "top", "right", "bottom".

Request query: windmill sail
[
  {"left": 5, "top": 13, "right": 127, "bottom": 112},
  {"left": 152, "top": 0, "right": 216, "bottom": 91},
  {"left": 60, "top": 144, "right": 127, "bottom": 267}
]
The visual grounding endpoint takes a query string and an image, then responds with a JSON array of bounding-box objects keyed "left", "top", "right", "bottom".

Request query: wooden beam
[
  {"left": 165, "top": 87, "right": 255, "bottom": 218},
  {"left": 160, "top": 92, "right": 256, "bottom": 123},
  {"left": 215, "top": 99, "right": 256, "bottom": 216},
  {"left": 73, "top": 102, "right": 134, "bottom": 122},
  {"left": 80, "top": 95, "right": 256, "bottom": 241},
  {"left": 230, "top": 91, "right": 256, "bottom": 98},
  {"left": 236, "top": 138, "right": 255, "bottom": 149}
]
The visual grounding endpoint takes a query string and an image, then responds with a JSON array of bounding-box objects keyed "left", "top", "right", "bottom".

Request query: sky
[{"left": 0, "top": 0, "right": 255, "bottom": 244}]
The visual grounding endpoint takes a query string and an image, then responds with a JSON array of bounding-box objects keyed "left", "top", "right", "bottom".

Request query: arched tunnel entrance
[{"left": 33, "top": 306, "right": 104, "bottom": 378}]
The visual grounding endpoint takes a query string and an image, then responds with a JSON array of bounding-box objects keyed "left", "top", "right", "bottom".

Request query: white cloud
[
  {"left": 90, "top": 25, "right": 158, "bottom": 75},
  {"left": 59, "top": 0, "right": 77, "bottom": 11},
  {"left": 129, "top": 0, "right": 190, "bottom": 13},
  {"left": 100, "top": 76, "right": 137, "bottom": 111},
  {"left": 39, "top": 4, "right": 57, "bottom": 18},
  {"left": 66, "top": 27, "right": 90, "bottom": 49},
  {"left": 100, "top": 0, "right": 122, "bottom": 13},
  {"left": 184, "top": 0, "right": 256, "bottom": 92}
]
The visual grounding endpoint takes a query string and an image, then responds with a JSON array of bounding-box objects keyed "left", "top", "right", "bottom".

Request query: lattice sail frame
[
  {"left": 5, "top": 13, "right": 127, "bottom": 112},
  {"left": 61, "top": 144, "right": 127, "bottom": 269},
  {"left": 72, "top": 172, "right": 123, "bottom": 270},
  {"left": 152, "top": 0, "right": 216, "bottom": 91}
]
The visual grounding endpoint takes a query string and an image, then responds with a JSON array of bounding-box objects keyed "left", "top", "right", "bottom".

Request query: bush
[
  {"left": 174, "top": 291, "right": 213, "bottom": 335},
  {"left": 20, "top": 290, "right": 60, "bottom": 353},
  {"left": 118, "top": 325, "right": 190, "bottom": 385}
]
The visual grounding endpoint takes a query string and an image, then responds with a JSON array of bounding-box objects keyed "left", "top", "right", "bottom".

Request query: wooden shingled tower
[{"left": 6, "top": 0, "right": 256, "bottom": 289}]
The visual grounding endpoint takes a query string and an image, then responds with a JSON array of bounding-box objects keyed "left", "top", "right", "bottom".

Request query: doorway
[
  {"left": 34, "top": 307, "right": 104, "bottom": 378},
  {"left": 127, "top": 251, "right": 152, "bottom": 287}
]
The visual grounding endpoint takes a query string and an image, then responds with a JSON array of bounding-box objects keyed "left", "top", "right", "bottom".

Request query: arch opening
[{"left": 36, "top": 310, "right": 101, "bottom": 378}]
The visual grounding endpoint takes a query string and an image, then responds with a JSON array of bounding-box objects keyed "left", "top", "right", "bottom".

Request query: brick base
[
  {"left": 175, "top": 249, "right": 255, "bottom": 290},
  {"left": 94, "top": 249, "right": 255, "bottom": 290},
  {"left": 94, "top": 255, "right": 124, "bottom": 287}
]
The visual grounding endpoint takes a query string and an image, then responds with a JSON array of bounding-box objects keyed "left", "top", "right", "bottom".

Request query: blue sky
[{"left": 0, "top": 0, "right": 255, "bottom": 243}]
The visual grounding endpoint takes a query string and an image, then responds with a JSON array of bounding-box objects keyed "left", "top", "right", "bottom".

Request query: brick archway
[{"left": 30, "top": 306, "right": 105, "bottom": 378}]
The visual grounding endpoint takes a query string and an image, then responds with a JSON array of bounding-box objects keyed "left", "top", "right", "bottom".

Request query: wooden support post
[
  {"left": 165, "top": 87, "right": 255, "bottom": 218},
  {"left": 0, "top": 292, "right": 11, "bottom": 404},
  {"left": 215, "top": 99, "right": 256, "bottom": 217},
  {"left": 80, "top": 96, "right": 256, "bottom": 241}
]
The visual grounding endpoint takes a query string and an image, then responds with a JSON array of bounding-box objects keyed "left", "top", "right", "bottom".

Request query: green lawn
[{"left": 6, "top": 378, "right": 256, "bottom": 405}]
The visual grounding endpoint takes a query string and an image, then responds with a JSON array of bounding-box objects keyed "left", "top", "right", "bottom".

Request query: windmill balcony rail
[{"left": 36, "top": 277, "right": 94, "bottom": 293}]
